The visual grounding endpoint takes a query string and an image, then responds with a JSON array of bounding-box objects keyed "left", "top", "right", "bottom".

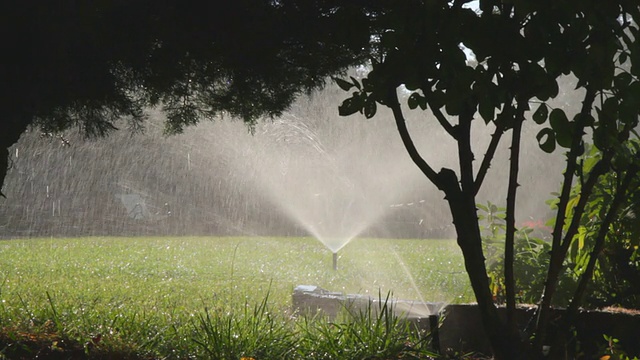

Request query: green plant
[
  {"left": 191, "top": 292, "right": 297, "bottom": 360},
  {"left": 478, "top": 202, "right": 573, "bottom": 305},
  {"left": 559, "top": 141, "right": 640, "bottom": 309},
  {"left": 477, "top": 202, "right": 507, "bottom": 300},
  {"left": 599, "top": 334, "right": 640, "bottom": 360}
]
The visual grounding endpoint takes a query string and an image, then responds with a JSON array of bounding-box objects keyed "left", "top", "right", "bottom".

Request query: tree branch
[
  {"left": 474, "top": 114, "right": 507, "bottom": 195},
  {"left": 388, "top": 87, "right": 443, "bottom": 189},
  {"left": 559, "top": 154, "right": 612, "bottom": 254},
  {"left": 428, "top": 101, "right": 457, "bottom": 139},
  {"left": 504, "top": 101, "right": 526, "bottom": 333},
  {"left": 533, "top": 86, "right": 597, "bottom": 352},
  {"left": 457, "top": 105, "right": 476, "bottom": 194}
]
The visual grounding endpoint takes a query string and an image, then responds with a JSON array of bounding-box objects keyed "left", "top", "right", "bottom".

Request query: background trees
[{"left": 1, "top": 0, "right": 375, "bottom": 196}]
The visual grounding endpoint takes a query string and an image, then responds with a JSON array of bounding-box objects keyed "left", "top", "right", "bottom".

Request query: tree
[
  {"left": 0, "top": 0, "right": 374, "bottom": 196},
  {"left": 336, "top": 0, "right": 640, "bottom": 358}
]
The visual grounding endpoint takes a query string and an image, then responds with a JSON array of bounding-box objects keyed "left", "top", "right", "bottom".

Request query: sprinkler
[
  {"left": 332, "top": 252, "right": 338, "bottom": 270},
  {"left": 429, "top": 314, "right": 440, "bottom": 354}
]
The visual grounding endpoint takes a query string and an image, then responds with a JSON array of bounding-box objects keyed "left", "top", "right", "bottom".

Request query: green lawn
[{"left": 0, "top": 236, "right": 471, "bottom": 358}]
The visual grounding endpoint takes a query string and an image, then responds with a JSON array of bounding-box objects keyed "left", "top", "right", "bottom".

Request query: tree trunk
[{"left": 441, "top": 170, "right": 526, "bottom": 359}]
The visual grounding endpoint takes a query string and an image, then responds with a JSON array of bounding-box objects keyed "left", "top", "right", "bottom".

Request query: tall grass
[
  {"left": 296, "top": 292, "right": 436, "bottom": 359},
  {"left": 0, "top": 236, "right": 468, "bottom": 358},
  {"left": 192, "top": 293, "right": 297, "bottom": 359}
]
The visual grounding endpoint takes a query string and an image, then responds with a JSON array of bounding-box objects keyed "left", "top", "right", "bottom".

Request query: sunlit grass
[{"left": 0, "top": 236, "right": 470, "bottom": 358}]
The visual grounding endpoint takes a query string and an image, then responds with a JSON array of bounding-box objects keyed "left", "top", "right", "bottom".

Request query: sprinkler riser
[{"left": 332, "top": 252, "right": 338, "bottom": 270}]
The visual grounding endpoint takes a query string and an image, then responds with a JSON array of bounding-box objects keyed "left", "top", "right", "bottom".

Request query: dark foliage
[{"left": 1, "top": 0, "right": 378, "bottom": 195}]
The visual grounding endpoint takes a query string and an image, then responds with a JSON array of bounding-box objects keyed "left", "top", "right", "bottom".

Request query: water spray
[{"left": 332, "top": 252, "right": 338, "bottom": 270}]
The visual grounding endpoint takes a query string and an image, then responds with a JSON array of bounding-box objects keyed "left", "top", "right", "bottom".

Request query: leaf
[
  {"left": 362, "top": 78, "right": 372, "bottom": 92},
  {"left": 576, "top": 226, "right": 587, "bottom": 252},
  {"left": 445, "top": 93, "right": 463, "bottom": 116},
  {"left": 338, "top": 93, "right": 363, "bottom": 116},
  {"left": 537, "top": 128, "right": 556, "bottom": 153},
  {"left": 479, "top": 96, "right": 495, "bottom": 124},
  {"left": 549, "top": 108, "right": 569, "bottom": 132},
  {"left": 581, "top": 113, "right": 595, "bottom": 126},
  {"left": 408, "top": 93, "right": 422, "bottom": 110},
  {"left": 614, "top": 72, "right": 633, "bottom": 89},
  {"left": 429, "top": 90, "right": 446, "bottom": 109},
  {"left": 582, "top": 154, "right": 599, "bottom": 173},
  {"left": 545, "top": 217, "right": 556, "bottom": 227},
  {"left": 592, "top": 125, "right": 609, "bottom": 150},
  {"left": 624, "top": 81, "right": 640, "bottom": 112},
  {"left": 566, "top": 194, "right": 581, "bottom": 219},
  {"left": 619, "top": 51, "right": 628, "bottom": 65},
  {"left": 555, "top": 130, "right": 573, "bottom": 148},
  {"left": 363, "top": 97, "right": 377, "bottom": 119},
  {"left": 333, "top": 77, "right": 354, "bottom": 91},
  {"left": 533, "top": 103, "right": 549, "bottom": 124},
  {"left": 350, "top": 76, "right": 362, "bottom": 90},
  {"left": 536, "top": 77, "right": 559, "bottom": 101},
  {"left": 550, "top": 109, "right": 573, "bottom": 148},
  {"left": 489, "top": 203, "right": 498, "bottom": 213}
]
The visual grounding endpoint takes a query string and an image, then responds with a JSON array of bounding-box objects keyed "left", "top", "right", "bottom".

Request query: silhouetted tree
[
  {"left": 336, "top": 0, "right": 640, "bottom": 358},
  {"left": 1, "top": 0, "right": 375, "bottom": 196}
]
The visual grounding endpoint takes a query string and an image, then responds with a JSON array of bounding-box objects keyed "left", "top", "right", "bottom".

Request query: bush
[
  {"left": 479, "top": 202, "right": 575, "bottom": 306},
  {"left": 566, "top": 143, "right": 640, "bottom": 309},
  {"left": 480, "top": 141, "right": 640, "bottom": 309}
]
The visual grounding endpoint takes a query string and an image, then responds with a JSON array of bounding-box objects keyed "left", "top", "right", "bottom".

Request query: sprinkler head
[{"left": 332, "top": 252, "right": 338, "bottom": 271}]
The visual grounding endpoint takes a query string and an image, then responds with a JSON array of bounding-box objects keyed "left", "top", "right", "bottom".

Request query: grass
[{"left": 0, "top": 236, "right": 471, "bottom": 359}]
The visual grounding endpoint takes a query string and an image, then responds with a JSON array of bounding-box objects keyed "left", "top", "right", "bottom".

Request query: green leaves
[
  {"left": 548, "top": 108, "right": 568, "bottom": 130},
  {"left": 535, "top": 108, "right": 579, "bottom": 153},
  {"left": 478, "top": 95, "right": 496, "bottom": 124},
  {"left": 333, "top": 76, "right": 361, "bottom": 92},
  {"left": 338, "top": 92, "right": 365, "bottom": 116},
  {"left": 334, "top": 77, "right": 355, "bottom": 91},
  {"left": 537, "top": 128, "right": 556, "bottom": 153},
  {"left": 533, "top": 103, "right": 548, "bottom": 124},
  {"left": 363, "top": 97, "right": 377, "bottom": 119},
  {"left": 407, "top": 92, "right": 427, "bottom": 110},
  {"left": 620, "top": 81, "right": 640, "bottom": 125},
  {"left": 336, "top": 77, "right": 378, "bottom": 119},
  {"left": 549, "top": 108, "right": 572, "bottom": 148}
]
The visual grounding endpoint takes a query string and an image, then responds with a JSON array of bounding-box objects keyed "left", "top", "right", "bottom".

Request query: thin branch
[
  {"left": 504, "top": 101, "right": 526, "bottom": 333},
  {"left": 474, "top": 113, "right": 508, "bottom": 195},
  {"left": 559, "top": 154, "right": 612, "bottom": 255},
  {"left": 388, "top": 87, "right": 442, "bottom": 189},
  {"left": 428, "top": 101, "right": 457, "bottom": 138},
  {"left": 550, "top": 88, "right": 597, "bottom": 257},
  {"left": 457, "top": 105, "right": 475, "bottom": 194}
]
